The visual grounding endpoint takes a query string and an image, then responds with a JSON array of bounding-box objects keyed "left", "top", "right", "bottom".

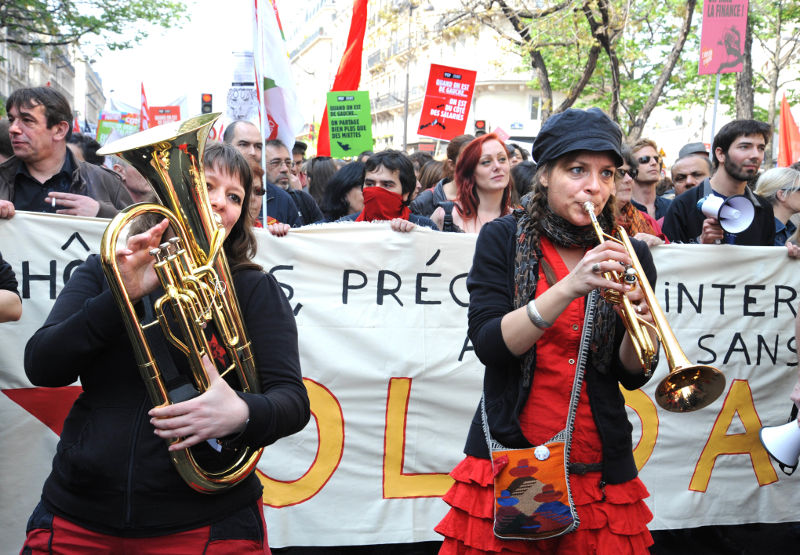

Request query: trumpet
[{"left": 583, "top": 201, "right": 726, "bottom": 413}]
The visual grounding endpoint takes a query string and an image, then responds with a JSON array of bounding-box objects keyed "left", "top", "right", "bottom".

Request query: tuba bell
[
  {"left": 584, "top": 202, "right": 726, "bottom": 413},
  {"left": 96, "top": 113, "right": 262, "bottom": 493}
]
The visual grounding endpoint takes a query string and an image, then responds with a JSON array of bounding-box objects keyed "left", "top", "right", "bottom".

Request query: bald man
[{"left": 670, "top": 155, "right": 712, "bottom": 196}]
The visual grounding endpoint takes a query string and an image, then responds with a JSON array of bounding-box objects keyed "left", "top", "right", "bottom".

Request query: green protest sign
[
  {"left": 326, "top": 91, "right": 373, "bottom": 158},
  {"left": 96, "top": 120, "right": 139, "bottom": 146}
]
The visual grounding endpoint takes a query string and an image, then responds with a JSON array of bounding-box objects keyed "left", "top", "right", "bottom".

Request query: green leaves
[{"left": 0, "top": 0, "right": 188, "bottom": 50}]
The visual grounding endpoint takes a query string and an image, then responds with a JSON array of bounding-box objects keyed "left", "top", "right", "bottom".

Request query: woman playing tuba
[{"left": 22, "top": 139, "right": 309, "bottom": 553}]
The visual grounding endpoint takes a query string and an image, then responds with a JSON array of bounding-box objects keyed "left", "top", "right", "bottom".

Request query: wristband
[{"left": 526, "top": 299, "right": 553, "bottom": 329}]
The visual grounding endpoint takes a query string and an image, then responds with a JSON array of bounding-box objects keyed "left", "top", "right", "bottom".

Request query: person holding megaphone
[
  {"left": 662, "top": 120, "right": 800, "bottom": 258},
  {"left": 759, "top": 305, "right": 800, "bottom": 475}
]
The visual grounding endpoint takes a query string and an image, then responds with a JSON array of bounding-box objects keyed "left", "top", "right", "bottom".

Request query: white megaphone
[
  {"left": 697, "top": 194, "right": 755, "bottom": 234},
  {"left": 759, "top": 421, "right": 800, "bottom": 475}
]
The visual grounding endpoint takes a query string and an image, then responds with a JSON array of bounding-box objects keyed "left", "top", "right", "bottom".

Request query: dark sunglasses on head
[
  {"left": 637, "top": 155, "right": 661, "bottom": 165},
  {"left": 617, "top": 168, "right": 638, "bottom": 179}
]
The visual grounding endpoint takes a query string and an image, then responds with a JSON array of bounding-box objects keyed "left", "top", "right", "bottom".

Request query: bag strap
[
  {"left": 481, "top": 289, "right": 598, "bottom": 455},
  {"left": 438, "top": 200, "right": 456, "bottom": 232}
]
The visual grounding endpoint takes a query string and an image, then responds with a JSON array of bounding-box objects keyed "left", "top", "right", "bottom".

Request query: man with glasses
[
  {"left": 630, "top": 138, "right": 671, "bottom": 221},
  {"left": 265, "top": 139, "right": 323, "bottom": 225}
]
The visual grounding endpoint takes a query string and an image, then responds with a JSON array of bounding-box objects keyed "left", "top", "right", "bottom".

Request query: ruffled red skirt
[{"left": 435, "top": 456, "right": 653, "bottom": 554}]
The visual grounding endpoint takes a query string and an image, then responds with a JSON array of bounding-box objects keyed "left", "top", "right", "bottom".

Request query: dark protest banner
[
  {"left": 699, "top": 0, "right": 749, "bottom": 75},
  {"left": 325, "top": 91, "right": 373, "bottom": 158},
  {"left": 417, "top": 64, "right": 477, "bottom": 141}
]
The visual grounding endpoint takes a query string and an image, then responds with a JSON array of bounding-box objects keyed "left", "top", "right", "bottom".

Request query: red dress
[{"left": 436, "top": 238, "right": 653, "bottom": 554}]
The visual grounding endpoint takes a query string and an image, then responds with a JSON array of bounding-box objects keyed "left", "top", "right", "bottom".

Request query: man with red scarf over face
[{"left": 340, "top": 150, "right": 438, "bottom": 231}]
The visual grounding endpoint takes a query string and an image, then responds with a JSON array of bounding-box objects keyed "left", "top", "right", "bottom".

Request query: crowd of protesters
[{"left": 3, "top": 85, "right": 800, "bottom": 554}]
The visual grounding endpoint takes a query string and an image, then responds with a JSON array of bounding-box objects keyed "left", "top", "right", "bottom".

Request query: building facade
[
  {"left": 287, "top": 0, "right": 554, "bottom": 155},
  {"left": 1, "top": 30, "right": 105, "bottom": 127}
]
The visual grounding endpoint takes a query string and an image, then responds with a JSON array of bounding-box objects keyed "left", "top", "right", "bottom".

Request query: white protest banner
[{"left": 0, "top": 213, "right": 798, "bottom": 551}]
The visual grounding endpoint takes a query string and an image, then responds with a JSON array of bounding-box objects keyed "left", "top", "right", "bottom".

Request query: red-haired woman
[{"left": 431, "top": 133, "right": 513, "bottom": 233}]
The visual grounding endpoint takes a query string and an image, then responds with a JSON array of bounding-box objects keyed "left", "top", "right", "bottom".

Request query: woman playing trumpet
[{"left": 435, "top": 108, "right": 659, "bottom": 554}]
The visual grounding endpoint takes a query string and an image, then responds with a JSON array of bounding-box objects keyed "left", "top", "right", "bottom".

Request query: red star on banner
[{"left": 3, "top": 386, "right": 82, "bottom": 436}]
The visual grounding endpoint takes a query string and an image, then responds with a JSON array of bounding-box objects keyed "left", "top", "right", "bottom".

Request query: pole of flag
[{"left": 253, "top": 0, "right": 304, "bottom": 223}]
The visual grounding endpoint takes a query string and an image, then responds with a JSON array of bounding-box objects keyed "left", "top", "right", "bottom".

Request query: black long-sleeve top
[
  {"left": 463, "top": 215, "right": 656, "bottom": 485},
  {"left": 0, "top": 251, "right": 19, "bottom": 295},
  {"left": 24, "top": 254, "right": 310, "bottom": 536}
]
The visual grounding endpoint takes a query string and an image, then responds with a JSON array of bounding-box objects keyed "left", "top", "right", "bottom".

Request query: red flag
[
  {"left": 140, "top": 82, "right": 151, "bottom": 131},
  {"left": 317, "top": 0, "right": 368, "bottom": 156},
  {"left": 778, "top": 94, "right": 800, "bottom": 167}
]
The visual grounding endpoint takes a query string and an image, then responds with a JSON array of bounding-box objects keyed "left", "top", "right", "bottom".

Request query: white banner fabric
[{"left": 0, "top": 213, "right": 798, "bottom": 551}]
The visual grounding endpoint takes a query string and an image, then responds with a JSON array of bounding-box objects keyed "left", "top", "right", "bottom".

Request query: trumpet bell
[
  {"left": 760, "top": 420, "right": 800, "bottom": 471},
  {"left": 655, "top": 364, "right": 727, "bottom": 412}
]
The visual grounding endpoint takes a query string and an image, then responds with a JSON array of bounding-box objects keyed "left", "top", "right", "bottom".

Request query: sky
[{"left": 90, "top": 0, "right": 308, "bottom": 116}]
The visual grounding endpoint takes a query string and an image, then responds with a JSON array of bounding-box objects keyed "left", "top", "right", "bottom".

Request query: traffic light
[
  {"left": 474, "top": 119, "right": 487, "bottom": 136},
  {"left": 201, "top": 93, "right": 213, "bottom": 114}
]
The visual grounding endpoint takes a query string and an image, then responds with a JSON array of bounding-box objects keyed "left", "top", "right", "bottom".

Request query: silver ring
[{"left": 591, "top": 263, "right": 601, "bottom": 274}]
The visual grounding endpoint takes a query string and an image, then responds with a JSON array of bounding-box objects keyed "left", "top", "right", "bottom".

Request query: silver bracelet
[{"left": 526, "top": 299, "right": 553, "bottom": 329}]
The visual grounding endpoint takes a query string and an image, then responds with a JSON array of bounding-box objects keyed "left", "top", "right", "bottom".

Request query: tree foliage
[
  {"left": 454, "top": 0, "right": 700, "bottom": 138},
  {"left": 0, "top": 0, "right": 188, "bottom": 51},
  {"left": 743, "top": 0, "right": 800, "bottom": 167}
]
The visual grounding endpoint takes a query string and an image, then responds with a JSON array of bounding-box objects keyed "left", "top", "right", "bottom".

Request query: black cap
[
  {"left": 678, "top": 142, "right": 708, "bottom": 159},
  {"left": 532, "top": 108, "right": 622, "bottom": 167}
]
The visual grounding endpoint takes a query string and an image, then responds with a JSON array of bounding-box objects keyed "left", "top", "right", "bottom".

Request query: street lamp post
[{"left": 402, "top": 2, "right": 413, "bottom": 152}]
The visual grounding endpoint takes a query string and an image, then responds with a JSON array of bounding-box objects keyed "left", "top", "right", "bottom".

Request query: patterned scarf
[
  {"left": 616, "top": 202, "right": 658, "bottom": 237},
  {"left": 513, "top": 202, "right": 618, "bottom": 389}
]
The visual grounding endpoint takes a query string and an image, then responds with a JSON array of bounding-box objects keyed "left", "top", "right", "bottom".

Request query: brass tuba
[
  {"left": 583, "top": 202, "right": 726, "bottom": 413},
  {"left": 97, "top": 113, "right": 262, "bottom": 493}
]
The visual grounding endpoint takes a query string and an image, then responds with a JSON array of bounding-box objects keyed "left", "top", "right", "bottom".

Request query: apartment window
[{"left": 530, "top": 96, "right": 541, "bottom": 120}]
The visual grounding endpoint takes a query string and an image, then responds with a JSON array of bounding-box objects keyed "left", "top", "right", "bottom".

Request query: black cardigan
[
  {"left": 463, "top": 215, "right": 656, "bottom": 485},
  {"left": 25, "top": 254, "right": 310, "bottom": 536}
]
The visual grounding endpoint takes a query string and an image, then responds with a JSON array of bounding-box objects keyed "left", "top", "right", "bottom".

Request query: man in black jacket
[
  {"left": 663, "top": 119, "right": 798, "bottom": 257},
  {"left": 0, "top": 87, "right": 131, "bottom": 220},
  {"left": 264, "top": 139, "right": 323, "bottom": 225}
]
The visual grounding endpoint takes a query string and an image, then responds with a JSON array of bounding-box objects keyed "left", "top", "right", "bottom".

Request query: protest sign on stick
[
  {"left": 325, "top": 91, "right": 373, "bottom": 158},
  {"left": 149, "top": 106, "right": 181, "bottom": 127},
  {"left": 417, "top": 64, "right": 477, "bottom": 141},
  {"left": 699, "top": 0, "right": 749, "bottom": 75}
]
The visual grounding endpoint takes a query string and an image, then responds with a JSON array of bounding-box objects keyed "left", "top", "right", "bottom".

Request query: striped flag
[
  {"left": 140, "top": 82, "right": 151, "bottom": 131},
  {"left": 252, "top": 0, "right": 303, "bottom": 150}
]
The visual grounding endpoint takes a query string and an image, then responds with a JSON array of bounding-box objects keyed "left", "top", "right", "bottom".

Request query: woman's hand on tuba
[
  {"left": 149, "top": 355, "right": 250, "bottom": 451},
  {"left": 115, "top": 218, "right": 171, "bottom": 302}
]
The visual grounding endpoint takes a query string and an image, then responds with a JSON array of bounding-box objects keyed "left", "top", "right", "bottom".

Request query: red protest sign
[
  {"left": 699, "top": 0, "right": 749, "bottom": 75},
  {"left": 417, "top": 64, "right": 477, "bottom": 141},
  {"left": 149, "top": 106, "right": 181, "bottom": 126}
]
